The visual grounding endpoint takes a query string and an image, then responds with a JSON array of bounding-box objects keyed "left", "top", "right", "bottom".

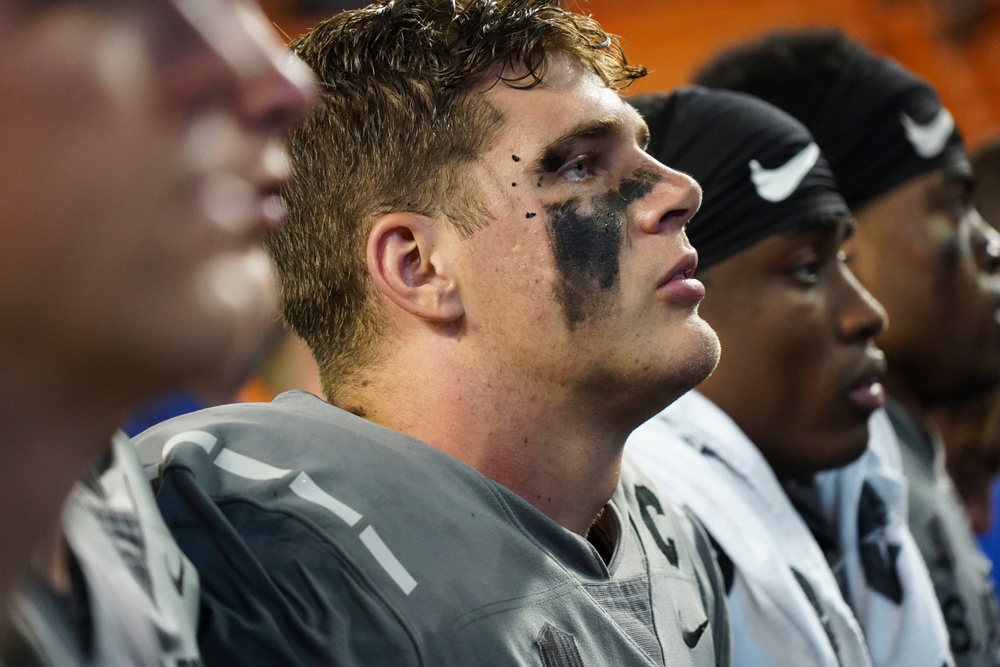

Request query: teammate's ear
[{"left": 367, "top": 213, "right": 463, "bottom": 323}]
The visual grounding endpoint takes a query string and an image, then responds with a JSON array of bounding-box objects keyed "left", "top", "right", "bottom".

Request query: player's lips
[
  {"left": 256, "top": 178, "right": 289, "bottom": 231},
  {"left": 657, "top": 252, "right": 705, "bottom": 302},
  {"left": 255, "top": 144, "right": 295, "bottom": 232},
  {"left": 846, "top": 354, "right": 888, "bottom": 413},
  {"left": 200, "top": 139, "right": 294, "bottom": 236},
  {"left": 199, "top": 171, "right": 290, "bottom": 239}
]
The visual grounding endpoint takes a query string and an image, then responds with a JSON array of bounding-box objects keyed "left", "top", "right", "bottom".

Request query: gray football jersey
[
  {"left": 888, "top": 401, "right": 1000, "bottom": 667},
  {"left": 8, "top": 433, "right": 202, "bottom": 667},
  {"left": 136, "top": 391, "right": 731, "bottom": 666}
]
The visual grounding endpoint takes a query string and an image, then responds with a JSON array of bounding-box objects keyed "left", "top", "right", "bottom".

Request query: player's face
[
  {"left": 696, "top": 219, "right": 888, "bottom": 479},
  {"left": 0, "top": 0, "right": 315, "bottom": 395},
  {"left": 453, "top": 57, "right": 719, "bottom": 423},
  {"left": 847, "top": 170, "right": 1000, "bottom": 406}
]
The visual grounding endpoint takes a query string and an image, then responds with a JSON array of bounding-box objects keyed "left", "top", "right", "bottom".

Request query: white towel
[
  {"left": 812, "top": 409, "right": 953, "bottom": 667},
  {"left": 628, "top": 391, "right": 872, "bottom": 667}
]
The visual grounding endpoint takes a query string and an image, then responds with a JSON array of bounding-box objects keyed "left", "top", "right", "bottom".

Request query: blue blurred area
[
  {"left": 980, "top": 481, "right": 1000, "bottom": 599},
  {"left": 123, "top": 392, "right": 207, "bottom": 437}
]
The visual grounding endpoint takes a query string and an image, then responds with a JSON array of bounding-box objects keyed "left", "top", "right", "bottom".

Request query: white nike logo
[
  {"left": 900, "top": 108, "right": 954, "bottom": 158},
  {"left": 748, "top": 143, "right": 821, "bottom": 203}
]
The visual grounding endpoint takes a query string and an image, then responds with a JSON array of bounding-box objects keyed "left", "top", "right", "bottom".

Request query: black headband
[
  {"left": 804, "top": 46, "right": 970, "bottom": 209},
  {"left": 631, "top": 87, "right": 849, "bottom": 270}
]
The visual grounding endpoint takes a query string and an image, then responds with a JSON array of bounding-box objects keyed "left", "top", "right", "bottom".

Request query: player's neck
[
  {"left": 0, "top": 351, "right": 122, "bottom": 643},
  {"left": 0, "top": 346, "right": 130, "bottom": 443},
  {"left": 338, "top": 354, "right": 629, "bottom": 537},
  {"left": 473, "top": 426, "right": 625, "bottom": 537}
]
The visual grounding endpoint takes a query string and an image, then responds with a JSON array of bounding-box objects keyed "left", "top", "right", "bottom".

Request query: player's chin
[
  {"left": 684, "top": 316, "right": 722, "bottom": 382},
  {"left": 193, "top": 248, "right": 277, "bottom": 317},
  {"left": 181, "top": 250, "right": 279, "bottom": 352},
  {"left": 819, "top": 426, "right": 871, "bottom": 472},
  {"left": 170, "top": 306, "right": 280, "bottom": 403},
  {"left": 650, "top": 320, "right": 721, "bottom": 406},
  {"left": 776, "top": 430, "right": 869, "bottom": 480}
]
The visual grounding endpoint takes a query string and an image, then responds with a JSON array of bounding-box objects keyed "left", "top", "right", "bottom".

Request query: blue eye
[{"left": 562, "top": 156, "right": 592, "bottom": 181}]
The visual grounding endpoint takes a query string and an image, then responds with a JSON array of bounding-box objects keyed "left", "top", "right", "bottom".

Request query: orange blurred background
[{"left": 261, "top": 0, "right": 1000, "bottom": 148}]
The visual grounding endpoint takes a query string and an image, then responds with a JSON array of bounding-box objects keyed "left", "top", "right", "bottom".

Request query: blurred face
[
  {"left": 452, "top": 57, "right": 720, "bottom": 423},
  {"left": 847, "top": 170, "right": 1000, "bottom": 407},
  {"left": 697, "top": 219, "right": 888, "bottom": 479},
  {"left": 0, "top": 0, "right": 315, "bottom": 396}
]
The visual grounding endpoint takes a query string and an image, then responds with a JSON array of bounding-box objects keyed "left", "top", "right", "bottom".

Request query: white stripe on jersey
[
  {"left": 160, "top": 429, "right": 418, "bottom": 596},
  {"left": 214, "top": 449, "right": 290, "bottom": 481},
  {"left": 359, "top": 526, "right": 418, "bottom": 595},
  {"left": 290, "top": 472, "right": 362, "bottom": 527},
  {"left": 163, "top": 431, "right": 218, "bottom": 458}
]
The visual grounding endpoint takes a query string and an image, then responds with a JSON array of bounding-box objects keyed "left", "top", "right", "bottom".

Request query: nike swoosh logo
[
  {"left": 682, "top": 619, "right": 709, "bottom": 649},
  {"left": 900, "top": 108, "right": 954, "bottom": 158},
  {"left": 748, "top": 143, "right": 821, "bottom": 203},
  {"left": 166, "top": 555, "right": 185, "bottom": 596}
]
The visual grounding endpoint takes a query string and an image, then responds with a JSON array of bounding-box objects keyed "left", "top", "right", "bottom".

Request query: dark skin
[
  {"left": 697, "top": 218, "right": 887, "bottom": 479},
  {"left": 930, "top": 157, "right": 1000, "bottom": 535},
  {"left": 846, "top": 169, "right": 1000, "bottom": 429}
]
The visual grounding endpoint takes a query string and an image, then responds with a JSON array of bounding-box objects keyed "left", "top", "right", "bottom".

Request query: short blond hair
[{"left": 269, "top": 0, "right": 645, "bottom": 396}]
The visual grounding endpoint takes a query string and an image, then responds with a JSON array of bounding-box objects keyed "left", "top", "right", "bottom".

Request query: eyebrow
[
  {"left": 944, "top": 171, "right": 975, "bottom": 197},
  {"left": 790, "top": 211, "right": 856, "bottom": 241},
  {"left": 533, "top": 115, "right": 648, "bottom": 174},
  {"left": 925, "top": 171, "right": 975, "bottom": 207}
]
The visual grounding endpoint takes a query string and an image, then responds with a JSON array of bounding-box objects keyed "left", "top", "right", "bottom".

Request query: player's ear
[{"left": 367, "top": 213, "right": 463, "bottom": 323}]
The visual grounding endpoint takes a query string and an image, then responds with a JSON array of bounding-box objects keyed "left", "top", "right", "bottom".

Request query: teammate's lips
[
  {"left": 657, "top": 252, "right": 704, "bottom": 302},
  {"left": 845, "top": 353, "right": 888, "bottom": 413},
  {"left": 198, "top": 171, "right": 288, "bottom": 238},
  {"left": 233, "top": 175, "right": 291, "bottom": 236},
  {"left": 256, "top": 179, "right": 289, "bottom": 231}
]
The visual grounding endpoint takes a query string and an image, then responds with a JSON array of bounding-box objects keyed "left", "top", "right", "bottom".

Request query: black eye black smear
[
  {"left": 512, "top": 155, "right": 521, "bottom": 162},
  {"left": 545, "top": 169, "right": 659, "bottom": 328}
]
